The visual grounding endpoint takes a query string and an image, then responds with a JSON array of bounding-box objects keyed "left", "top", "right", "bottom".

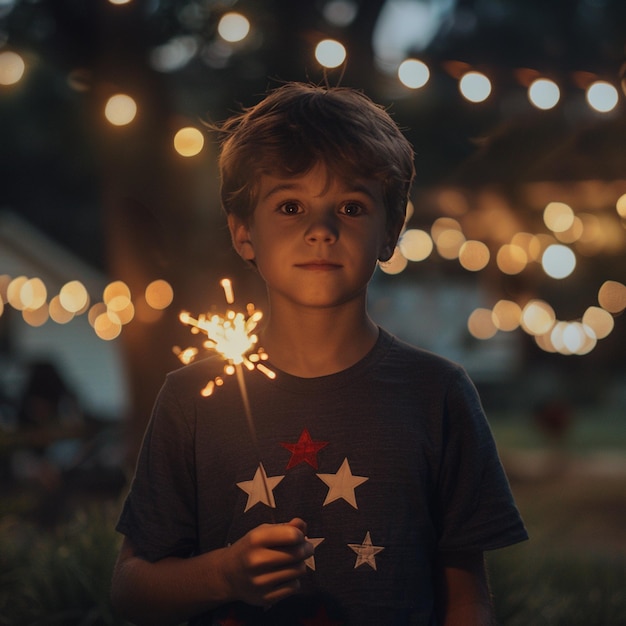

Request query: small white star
[
  {"left": 304, "top": 537, "right": 325, "bottom": 571},
  {"left": 236, "top": 463, "right": 284, "bottom": 511},
  {"left": 348, "top": 531, "right": 385, "bottom": 570},
  {"left": 317, "top": 457, "right": 368, "bottom": 509}
]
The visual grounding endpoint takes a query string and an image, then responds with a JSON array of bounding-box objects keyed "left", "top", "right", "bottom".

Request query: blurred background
[{"left": 1, "top": 1, "right": 625, "bottom": 624}]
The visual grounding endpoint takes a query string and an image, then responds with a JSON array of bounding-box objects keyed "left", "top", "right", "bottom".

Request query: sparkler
[{"left": 174, "top": 278, "right": 277, "bottom": 513}]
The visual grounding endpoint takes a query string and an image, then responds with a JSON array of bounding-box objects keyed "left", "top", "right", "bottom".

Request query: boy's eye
[
  {"left": 278, "top": 202, "right": 301, "bottom": 215},
  {"left": 340, "top": 202, "right": 364, "bottom": 216}
]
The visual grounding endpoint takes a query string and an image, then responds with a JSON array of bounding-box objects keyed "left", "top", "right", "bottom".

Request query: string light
[
  {"left": 217, "top": 12, "right": 251, "bottom": 43},
  {"left": 104, "top": 94, "right": 137, "bottom": 126},
  {"left": 315, "top": 39, "right": 347, "bottom": 68},
  {"left": 0, "top": 50, "right": 26, "bottom": 86}
]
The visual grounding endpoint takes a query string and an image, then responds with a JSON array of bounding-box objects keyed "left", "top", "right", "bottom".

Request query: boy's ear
[{"left": 227, "top": 214, "right": 255, "bottom": 262}]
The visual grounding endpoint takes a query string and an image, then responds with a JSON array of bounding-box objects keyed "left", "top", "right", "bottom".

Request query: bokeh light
[
  {"left": 398, "top": 58, "right": 430, "bottom": 89},
  {"left": 20, "top": 277, "right": 47, "bottom": 310},
  {"left": 458, "top": 240, "right": 490, "bottom": 271},
  {"left": 496, "top": 244, "right": 527, "bottom": 275},
  {"left": 543, "top": 201, "right": 575, "bottom": 233},
  {"left": 323, "top": 0, "right": 358, "bottom": 27},
  {"left": 528, "top": 78, "right": 560, "bottom": 110},
  {"left": 616, "top": 194, "right": 626, "bottom": 219},
  {"left": 22, "top": 304, "right": 49, "bottom": 327},
  {"left": 174, "top": 127, "right": 204, "bottom": 157},
  {"left": 598, "top": 280, "right": 626, "bottom": 313},
  {"left": 7, "top": 276, "right": 28, "bottom": 310},
  {"left": 586, "top": 81, "right": 619, "bottom": 113},
  {"left": 315, "top": 39, "right": 347, "bottom": 68},
  {"left": 582, "top": 306, "right": 614, "bottom": 339},
  {"left": 49, "top": 295, "right": 74, "bottom": 324},
  {"left": 521, "top": 300, "right": 555, "bottom": 336},
  {"left": 217, "top": 12, "right": 250, "bottom": 43},
  {"left": 145, "top": 279, "right": 174, "bottom": 309},
  {"left": 59, "top": 280, "right": 89, "bottom": 313},
  {"left": 468, "top": 308, "right": 497, "bottom": 339},
  {"left": 492, "top": 300, "right": 522, "bottom": 331},
  {"left": 0, "top": 50, "right": 25, "bottom": 86},
  {"left": 459, "top": 71, "right": 491, "bottom": 103},
  {"left": 398, "top": 229, "right": 433, "bottom": 261},
  {"left": 378, "top": 246, "right": 408, "bottom": 274},
  {"left": 542, "top": 244, "right": 576, "bottom": 279},
  {"left": 104, "top": 93, "right": 137, "bottom": 126}
]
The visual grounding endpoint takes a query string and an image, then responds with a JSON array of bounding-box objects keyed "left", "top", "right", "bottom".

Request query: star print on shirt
[
  {"left": 280, "top": 428, "right": 329, "bottom": 469},
  {"left": 348, "top": 531, "right": 385, "bottom": 570},
  {"left": 316, "top": 457, "right": 368, "bottom": 509},
  {"left": 236, "top": 463, "right": 284, "bottom": 511},
  {"left": 304, "top": 537, "right": 325, "bottom": 570}
]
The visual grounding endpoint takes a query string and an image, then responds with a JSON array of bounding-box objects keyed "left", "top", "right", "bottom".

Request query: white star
[
  {"left": 304, "top": 537, "right": 325, "bottom": 571},
  {"left": 236, "top": 463, "right": 284, "bottom": 511},
  {"left": 348, "top": 531, "right": 385, "bottom": 570},
  {"left": 316, "top": 457, "right": 368, "bottom": 509}
]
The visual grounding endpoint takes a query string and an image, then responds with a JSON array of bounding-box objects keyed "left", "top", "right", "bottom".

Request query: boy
[{"left": 111, "top": 83, "right": 527, "bottom": 625}]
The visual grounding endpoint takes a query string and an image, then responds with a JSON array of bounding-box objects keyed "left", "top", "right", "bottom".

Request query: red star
[
  {"left": 300, "top": 606, "right": 345, "bottom": 625},
  {"left": 280, "top": 428, "right": 329, "bottom": 469}
]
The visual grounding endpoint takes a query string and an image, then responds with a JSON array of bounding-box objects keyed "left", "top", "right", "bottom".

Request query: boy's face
[{"left": 229, "top": 163, "right": 398, "bottom": 311}]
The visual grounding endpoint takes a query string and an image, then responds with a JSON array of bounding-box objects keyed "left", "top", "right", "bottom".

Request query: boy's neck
[{"left": 260, "top": 302, "right": 379, "bottom": 378}]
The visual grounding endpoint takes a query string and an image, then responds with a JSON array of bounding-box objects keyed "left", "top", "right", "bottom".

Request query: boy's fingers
[{"left": 285, "top": 517, "right": 307, "bottom": 535}]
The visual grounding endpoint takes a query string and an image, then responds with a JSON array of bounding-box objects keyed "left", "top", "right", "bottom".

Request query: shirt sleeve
[
  {"left": 435, "top": 366, "right": 528, "bottom": 553},
  {"left": 116, "top": 375, "right": 199, "bottom": 562}
]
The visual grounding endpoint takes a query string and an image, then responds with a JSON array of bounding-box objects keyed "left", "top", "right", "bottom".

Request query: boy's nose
[{"left": 304, "top": 213, "right": 338, "bottom": 244}]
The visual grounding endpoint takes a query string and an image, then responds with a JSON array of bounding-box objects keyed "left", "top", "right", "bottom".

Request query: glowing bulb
[
  {"left": 0, "top": 50, "right": 26, "bottom": 86},
  {"left": 496, "top": 244, "right": 527, "bottom": 275},
  {"left": 528, "top": 78, "right": 560, "bottom": 110},
  {"left": 598, "top": 280, "right": 626, "bottom": 313},
  {"left": 582, "top": 306, "right": 614, "bottom": 339},
  {"left": 59, "top": 280, "right": 88, "bottom": 313},
  {"left": 398, "top": 229, "right": 433, "bottom": 261},
  {"left": 458, "top": 240, "right": 490, "bottom": 271},
  {"left": 491, "top": 300, "right": 521, "bottom": 332},
  {"left": 521, "top": 300, "right": 555, "bottom": 336},
  {"left": 468, "top": 308, "right": 497, "bottom": 339},
  {"left": 174, "top": 127, "right": 204, "bottom": 157},
  {"left": 315, "top": 39, "right": 346, "bottom": 68},
  {"left": 586, "top": 81, "right": 619, "bottom": 113},
  {"left": 145, "top": 279, "right": 174, "bottom": 310},
  {"left": 20, "top": 278, "right": 47, "bottom": 310},
  {"left": 543, "top": 201, "right": 575, "bottom": 233},
  {"left": 398, "top": 59, "right": 430, "bottom": 89},
  {"left": 542, "top": 244, "right": 576, "bottom": 279},
  {"left": 218, "top": 12, "right": 250, "bottom": 43},
  {"left": 105, "top": 94, "right": 137, "bottom": 126},
  {"left": 459, "top": 71, "right": 491, "bottom": 103}
]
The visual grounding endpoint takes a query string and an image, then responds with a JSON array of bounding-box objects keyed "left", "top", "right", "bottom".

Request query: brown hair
[{"left": 217, "top": 82, "right": 415, "bottom": 231}]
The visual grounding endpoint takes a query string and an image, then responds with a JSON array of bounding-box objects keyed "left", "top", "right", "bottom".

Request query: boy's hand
[{"left": 221, "top": 518, "right": 313, "bottom": 607}]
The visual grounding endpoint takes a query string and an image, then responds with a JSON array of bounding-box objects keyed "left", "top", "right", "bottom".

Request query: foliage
[
  {"left": 489, "top": 542, "right": 626, "bottom": 626},
  {"left": 0, "top": 503, "right": 130, "bottom": 626}
]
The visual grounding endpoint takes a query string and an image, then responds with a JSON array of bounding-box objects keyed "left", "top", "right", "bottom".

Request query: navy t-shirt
[{"left": 117, "top": 328, "right": 528, "bottom": 625}]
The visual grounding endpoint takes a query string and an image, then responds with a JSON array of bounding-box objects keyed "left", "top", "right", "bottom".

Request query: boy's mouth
[{"left": 295, "top": 260, "right": 342, "bottom": 271}]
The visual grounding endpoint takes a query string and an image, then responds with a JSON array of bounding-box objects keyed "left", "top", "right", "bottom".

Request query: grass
[
  {"left": 488, "top": 408, "right": 626, "bottom": 625},
  {"left": 0, "top": 502, "right": 130, "bottom": 626}
]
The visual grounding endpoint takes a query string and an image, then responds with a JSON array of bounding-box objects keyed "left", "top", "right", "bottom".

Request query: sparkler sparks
[
  {"left": 175, "top": 278, "right": 277, "bottom": 514},
  {"left": 174, "top": 278, "right": 275, "bottom": 397}
]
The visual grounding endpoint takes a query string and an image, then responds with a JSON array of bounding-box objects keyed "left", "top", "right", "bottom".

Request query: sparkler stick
[{"left": 174, "top": 279, "right": 277, "bottom": 515}]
